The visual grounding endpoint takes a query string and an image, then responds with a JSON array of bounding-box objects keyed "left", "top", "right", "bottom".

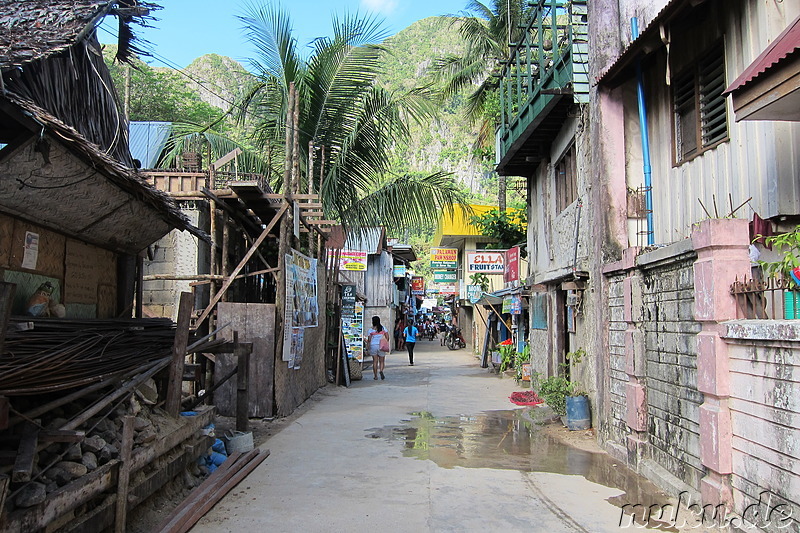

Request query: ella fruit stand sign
[
  {"left": 467, "top": 252, "right": 505, "bottom": 274},
  {"left": 430, "top": 247, "right": 458, "bottom": 269}
]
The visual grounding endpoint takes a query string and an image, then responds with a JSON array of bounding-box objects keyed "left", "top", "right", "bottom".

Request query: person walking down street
[
  {"left": 367, "top": 316, "right": 390, "bottom": 380},
  {"left": 404, "top": 320, "right": 419, "bottom": 366},
  {"left": 394, "top": 316, "right": 405, "bottom": 352}
]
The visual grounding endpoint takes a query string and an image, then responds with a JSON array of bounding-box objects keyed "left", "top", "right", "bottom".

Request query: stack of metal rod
[{"left": 1, "top": 317, "right": 177, "bottom": 395}]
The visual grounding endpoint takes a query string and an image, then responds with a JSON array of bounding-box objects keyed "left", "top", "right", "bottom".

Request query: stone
[
  {"left": 45, "top": 482, "right": 59, "bottom": 494},
  {"left": 48, "top": 467, "right": 72, "bottom": 486},
  {"left": 14, "top": 482, "right": 46, "bottom": 508},
  {"left": 81, "top": 452, "right": 98, "bottom": 471},
  {"left": 133, "top": 416, "right": 151, "bottom": 432},
  {"left": 99, "top": 443, "right": 118, "bottom": 464},
  {"left": 56, "top": 461, "right": 88, "bottom": 479},
  {"left": 82, "top": 436, "right": 106, "bottom": 453},
  {"left": 100, "top": 430, "right": 118, "bottom": 445},
  {"left": 64, "top": 443, "right": 82, "bottom": 461}
]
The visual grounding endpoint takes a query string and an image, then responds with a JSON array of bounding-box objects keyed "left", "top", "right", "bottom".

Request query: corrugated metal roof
[
  {"left": 344, "top": 227, "right": 385, "bottom": 254},
  {"left": 725, "top": 14, "right": 800, "bottom": 94},
  {"left": 129, "top": 121, "right": 172, "bottom": 169}
]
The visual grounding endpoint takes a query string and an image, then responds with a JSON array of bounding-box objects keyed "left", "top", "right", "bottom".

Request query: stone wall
[{"left": 639, "top": 252, "right": 704, "bottom": 490}]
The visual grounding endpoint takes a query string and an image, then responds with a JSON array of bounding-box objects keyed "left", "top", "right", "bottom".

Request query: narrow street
[{"left": 193, "top": 341, "right": 672, "bottom": 533}]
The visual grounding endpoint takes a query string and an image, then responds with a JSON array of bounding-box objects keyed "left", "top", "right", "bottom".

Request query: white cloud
[{"left": 360, "top": 0, "right": 399, "bottom": 16}]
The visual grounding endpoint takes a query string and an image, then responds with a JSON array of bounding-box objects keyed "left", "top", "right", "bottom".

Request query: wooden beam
[
  {"left": 166, "top": 292, "right": 193, "bottom": 417},
  {"left": 114, "top": 416, "right": 135, "bottom": 533},
  {"left": 12, "top": 423, "right": 38, "bottom": 482},
  {"left": 306, "top": 220, "right": 338, "bottom": 225},
  {"left": 264, "top": 193, "right": 319, "bottom": 200},
  {"left": 39, "top": 430, "right": 85, "bottom": 443},
  {"left": 0, "top": 474, "right": 9, "bottom": 518},
  {"left": 298, "top": 203, "right": 323, "bottom": 209},
  {"left": 0, "top": 282, "right": 15, "bottom": 356},
  {"left": 194, "top": 202, "right": 289, "bottom": 330},
  {"left": 210, "top": 148, "right": 242, "bottom": 170}
]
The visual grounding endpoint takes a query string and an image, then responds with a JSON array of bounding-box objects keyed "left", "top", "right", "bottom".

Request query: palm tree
[
  {"left": 236, "top": 2, "right": 467, "bottom": 234},
  {"left": 433, "top": 0, "right": 531, "bottom": 146}
]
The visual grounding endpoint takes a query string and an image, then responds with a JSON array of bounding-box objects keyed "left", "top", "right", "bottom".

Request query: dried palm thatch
[{"left": 0, "top": 0, "right": 160, "bottom": 165}]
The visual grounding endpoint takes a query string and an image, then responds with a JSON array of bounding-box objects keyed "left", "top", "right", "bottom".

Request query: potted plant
[
  {"left": 536, "top": 349, "right": 591, "bottom": 430},
  {"left": 758, "top": 225, "right": 800, "bottom": 318},
  {"left": 498, "top": 339, "right": 516, "bottom": 377}
]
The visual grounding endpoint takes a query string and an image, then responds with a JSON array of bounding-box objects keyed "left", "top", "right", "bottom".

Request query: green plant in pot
[{"left": 758, "top": 225, "right": 800, "bottom": 318}]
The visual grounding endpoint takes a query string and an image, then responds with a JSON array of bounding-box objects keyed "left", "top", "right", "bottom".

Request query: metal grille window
[
  {"left": 673, "top": 42, "right": 728, "bottom": 164},
  {"left": 556, "top": 144, "right": 577, "bottom": 212}
]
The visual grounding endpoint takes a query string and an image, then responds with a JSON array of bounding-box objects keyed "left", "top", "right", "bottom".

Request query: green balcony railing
[{"left": 496, "top": 0, "right": 588, "bottom": 166}]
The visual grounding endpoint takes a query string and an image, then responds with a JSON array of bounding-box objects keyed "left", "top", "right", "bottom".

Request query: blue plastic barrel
[{"left": 566, "top": 395, "right": 591, "bottom": 430}]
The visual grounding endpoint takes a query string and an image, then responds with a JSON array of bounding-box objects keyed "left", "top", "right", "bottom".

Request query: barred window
[{"left": 673, "top": 42, "right": 728, "bottom": 164}]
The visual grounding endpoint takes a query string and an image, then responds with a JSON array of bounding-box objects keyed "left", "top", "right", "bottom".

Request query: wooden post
[
  {"left": 209, "top": 205, "right": 218, "bottom": 304},
  {"left": 0, "top": 282, "right": 15, "bottom": 355},
  {"left": 0, "top": 397, "right": 7, "bottom": 431},
  {"left": 114, "top": 415, "right": 135, "bottom": 533},
  {"left": 0, "top": 474, "right": 9, "bottom": 518},
  {"left": 135, "top": 254, "right": 144, "bottom": 319},
  {"left": 166, "top": 292, "right": 193, "bottom": 417},
  {"left": 194, "top": 203, "right": 288, "bottom": 330},
  {"left": 308, "top": 141, "right": 315, "bottom": 255},
  {"left": 235, "top": 332, "right": 249, "bottom": 432},
  {"left": 221, "top": 214, "right": 230, "bottom": 302}
]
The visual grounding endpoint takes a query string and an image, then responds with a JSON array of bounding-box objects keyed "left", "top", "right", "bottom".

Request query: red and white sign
[
  {"left": 411, "top": 276, "right": 425, "bottom": 295},
  {"left": 339, "top": 250, "right": 368, "bottom": 271},
  {"left": 438, "top": 284, "right": 458, "bottom": 295},
  {"left": 467, "top": 252, "right": 505, "bottom": 275},
  {"left": 504, "top": 246, "right": 520, "bottom": 283}
]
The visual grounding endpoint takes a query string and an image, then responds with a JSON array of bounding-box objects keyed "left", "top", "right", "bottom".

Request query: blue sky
[{"left": 103, "top": 0, "right": 469, "bottom": 69}]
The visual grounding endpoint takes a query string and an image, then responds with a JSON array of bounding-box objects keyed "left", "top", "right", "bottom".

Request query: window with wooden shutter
[
  {"left": 555, "top": 144, "right": 577, "bottom": 212},
  {"left": 673, "top": 42, "right": 728, "bottom": 164}
]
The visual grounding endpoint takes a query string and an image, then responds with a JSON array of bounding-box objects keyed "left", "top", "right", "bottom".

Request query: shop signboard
[
  {"left": 466, "top": 284, "right": 482, "bottom": 304},
  {"left": 393, "top": 264, "right": 407, "bottom": 278},
  {"left": 433, "top": 270, "right": 458, "bottom": 283},
  {"left": 502, "top": 294, "right": 523, "bottom": 315},
  {"left": 504, "top": 246, "right": 520, "bottom": 283},
  {"left": 467, "top": 252, "right": 505, "bottom": 275},
  {"left": 430, "top": 247, "right": 458, "bottom": 269},
  {"left": 411, "top": 276, "right": 425, "bottom": 295},
  {"left": 439, "top": 284, "right": 458, "bottom": 295},
  {"left": 339, "top": 250, "right": 368, "bottom": 271}
]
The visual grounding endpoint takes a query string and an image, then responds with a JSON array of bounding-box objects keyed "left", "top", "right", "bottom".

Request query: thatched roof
[
  {"left": 0, "top": 0, "right": 206, "bottom": 252},
  {"left": 0, "top": 0, "right": 158, "bottom": 69}
]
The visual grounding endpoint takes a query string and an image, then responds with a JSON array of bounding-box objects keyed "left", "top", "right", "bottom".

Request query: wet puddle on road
[{"left": 365, "top": 409, "right": 674, "bottom": 524}]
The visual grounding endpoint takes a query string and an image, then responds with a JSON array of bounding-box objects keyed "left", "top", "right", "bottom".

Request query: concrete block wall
[
  {"left": 605, "top": 273, "right": 630, "bottom": 447},
  {"left": 724, "top": 322, "right": 800, "bottom": 528},
  {"left": 640, "top": 256, "right": 704, "bottom": 490}
]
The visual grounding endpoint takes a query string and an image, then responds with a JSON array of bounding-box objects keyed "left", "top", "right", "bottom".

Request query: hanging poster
[
  {"left": 430, "top": 247, "right": 458, "bottom": 269},
  {"left": 282, "top": 249, "right": 319, "bottom": 365},
  {"left": 339, "top": 250, "right": 368, "bottom": 271},
  {"left": 21, "top": 231, "right": 39, "bottom": 270},
  {"left": 393, "top": 264, "right": 407, "bottom": 278},
  {"left": 467, "top": 252, "right": 505, "bottom": 275},
  {"left": 411, "top": 276, "right": 425, "bottom": 295},
  {"left": 467, "top": 284, "right": 482, "bottom": 304}
]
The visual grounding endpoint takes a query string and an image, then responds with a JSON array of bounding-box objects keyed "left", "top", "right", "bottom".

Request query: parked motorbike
[{"left": 445, "top": 326, "right": 466, "bottom": 350}]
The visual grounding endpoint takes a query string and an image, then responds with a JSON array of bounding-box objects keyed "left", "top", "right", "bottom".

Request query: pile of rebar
[{"left": 1, "top": 317, "right": 177, "bottom": 395}]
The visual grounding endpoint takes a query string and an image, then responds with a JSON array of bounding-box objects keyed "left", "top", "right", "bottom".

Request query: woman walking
[
  {"left": 367, "top": 316, "right": 390, "bottom": 380},
  {"left": 404, "top": 320, "right": 419, "bottom": 366}
]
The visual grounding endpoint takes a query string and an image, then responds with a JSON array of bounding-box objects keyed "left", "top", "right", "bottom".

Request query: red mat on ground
[{"left": 509, "top": 390, "right": 544, "bottom": 406}]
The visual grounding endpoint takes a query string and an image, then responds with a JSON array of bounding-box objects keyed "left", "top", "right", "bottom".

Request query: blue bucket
[{"left": 566, "top": 395, "right": 591, "bottom": 430}]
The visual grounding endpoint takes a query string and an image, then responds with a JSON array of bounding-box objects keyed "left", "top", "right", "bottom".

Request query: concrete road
[{"left": 193, "top": 341, "right": 670, "bottom": 533}]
